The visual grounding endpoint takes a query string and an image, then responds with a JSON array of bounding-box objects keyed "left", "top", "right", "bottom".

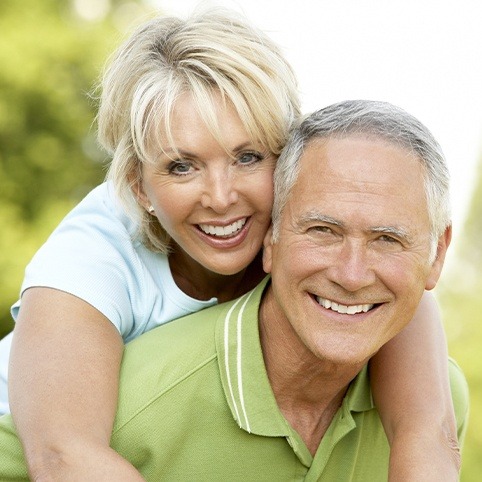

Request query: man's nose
[
  {"left": 200, "top": 171, "right": 239, "bottom": 213},
  {"left": 325, "top": 240, "right": 376, "bottom": 292}
]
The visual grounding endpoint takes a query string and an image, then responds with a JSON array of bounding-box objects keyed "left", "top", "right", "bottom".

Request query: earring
[{"left": 148, "top": 205, "right": 155, "bottom": 214}]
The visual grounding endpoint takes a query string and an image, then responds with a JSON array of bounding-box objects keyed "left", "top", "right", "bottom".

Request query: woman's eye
[
  {"left": 168, "top": 161, "right": 193, "bottom": 176},
  {"left": 238, "top": 152, "right": 263, "bottom": 165}
]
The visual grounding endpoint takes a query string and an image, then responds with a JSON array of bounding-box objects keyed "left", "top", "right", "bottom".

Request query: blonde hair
[{"left": 97, "top": 7, "right": 300, "bottom": 252}]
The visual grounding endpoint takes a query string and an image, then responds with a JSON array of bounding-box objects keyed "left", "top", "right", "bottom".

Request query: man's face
[{"left": 263, "top": 135, "right": 450, "bottom": 367}]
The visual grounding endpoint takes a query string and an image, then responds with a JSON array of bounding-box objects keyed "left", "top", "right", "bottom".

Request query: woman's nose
[{"left": 200, "top": 171, "right": 239, "bottom": 213}]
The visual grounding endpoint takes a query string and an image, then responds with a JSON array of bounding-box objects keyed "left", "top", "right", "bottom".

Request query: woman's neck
[{"left": 168, "top": 249, "right": 265, "bottom": 303}]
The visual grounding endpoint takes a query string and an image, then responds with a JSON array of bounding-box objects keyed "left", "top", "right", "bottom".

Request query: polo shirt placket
[{"left": 216, "top": 278, "right": 385, "bottom": 480}]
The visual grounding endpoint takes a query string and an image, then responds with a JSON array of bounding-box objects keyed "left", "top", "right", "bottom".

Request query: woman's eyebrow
[{"left": 160, "top": 141, "right": 255, "bottom": 159}]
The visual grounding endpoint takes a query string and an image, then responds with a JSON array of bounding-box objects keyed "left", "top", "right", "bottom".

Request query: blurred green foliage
[
  {"left": 437, "top": 158, "right": 482, "bottom": 481},
  {"left": 0, "top": 0, "right": 480, "bottom": 479},
  {"left": 0, "top": 0, "right": 151, "bottom": 338}
]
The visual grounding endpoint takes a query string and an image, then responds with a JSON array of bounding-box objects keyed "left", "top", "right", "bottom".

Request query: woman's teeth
[
  {"left": 198, "top": 218, "right": 247, "bottom": 237},
  {"left": 316, "top": 297, "right": 374, "bottom": 315}
]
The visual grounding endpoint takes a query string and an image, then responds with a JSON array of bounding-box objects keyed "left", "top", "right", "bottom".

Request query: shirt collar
[{"left": 215, "top": 276, "right": 374, "bottom": 438}]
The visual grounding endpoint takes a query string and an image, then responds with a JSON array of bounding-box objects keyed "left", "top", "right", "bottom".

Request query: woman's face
[{"left": 140, "top": 91, "right": 275, "bottom": 276}]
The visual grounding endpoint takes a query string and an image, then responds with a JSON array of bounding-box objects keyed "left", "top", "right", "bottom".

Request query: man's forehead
[
  {"left": 284, "top": 135, "right": 430, "bottom": 231},
  {"left": 296, "top": 135, "right": 424, "bottom": 189},
  {"left": 303, "top": 134, "right": 418, "bottom": 164}
]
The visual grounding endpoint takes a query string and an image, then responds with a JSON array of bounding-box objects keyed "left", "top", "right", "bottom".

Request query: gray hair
[
  {"left": 97, "top": 7, "right": 300, "bottom": 252},
  {"left": 272, "top": 100, "right": 451, "bottom": 258}
]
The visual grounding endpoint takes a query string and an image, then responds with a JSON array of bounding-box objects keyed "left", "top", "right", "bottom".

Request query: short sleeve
[
  {"left": 10, "top": 183, "right": 142, "bottom": 338},
  {"left": 448, "top": 357, "right": 470, "bottom": 448}
]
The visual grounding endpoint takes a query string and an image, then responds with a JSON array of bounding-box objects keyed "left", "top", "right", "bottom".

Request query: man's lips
[{"left": 315, "top": 296, "right": 377, "bottom": 315}]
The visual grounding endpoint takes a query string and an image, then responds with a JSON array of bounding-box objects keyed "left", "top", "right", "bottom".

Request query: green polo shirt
[{"left": 0, "top": 278, "right": 469, "bottom": 481}]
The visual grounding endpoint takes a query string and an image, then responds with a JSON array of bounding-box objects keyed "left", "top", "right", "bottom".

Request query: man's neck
[{"left": 258, "top": 288, "right": 363, "bottom": 455}]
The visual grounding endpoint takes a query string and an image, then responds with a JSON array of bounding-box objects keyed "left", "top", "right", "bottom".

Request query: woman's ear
[{"left": 128, "top": 172, "right": 150, "bottom": 212}]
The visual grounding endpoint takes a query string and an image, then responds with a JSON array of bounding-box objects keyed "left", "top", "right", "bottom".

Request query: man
[{"left": 0, "top": 100, "right": 468, "bottom": 480}]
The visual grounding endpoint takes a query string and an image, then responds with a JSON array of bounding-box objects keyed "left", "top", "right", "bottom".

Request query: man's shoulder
[
  {"left": 113, "top": 300, "right": 236, "bottom": 428},
  {"left": 123, "top": 300, "right": 228, "bottom": 365}
]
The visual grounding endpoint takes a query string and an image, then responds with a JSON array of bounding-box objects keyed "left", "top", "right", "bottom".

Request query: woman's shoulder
[
  {"left": 34, "top": 181, "right": 145, "bottom": 257},
  {"left": 65, "top": 182, "right": 135, "bottom": 232}
]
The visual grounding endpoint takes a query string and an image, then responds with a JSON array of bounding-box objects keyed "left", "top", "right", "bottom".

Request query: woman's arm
[
  {"left": 370, "top": 291, "right": 460, "bottom": 482},
  {"left": 9, "top": 287, "right": 145, "bottom": 481}
]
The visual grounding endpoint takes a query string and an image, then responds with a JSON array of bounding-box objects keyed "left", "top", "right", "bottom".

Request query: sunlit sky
[{"left": 148, "top": 0, "right": 482, "bottom": 260}]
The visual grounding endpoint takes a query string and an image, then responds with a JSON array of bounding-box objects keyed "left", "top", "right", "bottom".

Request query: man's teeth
[
  {"left": 316, "top": 297, "right": 374, "bottom": 315},
  {"left": 199, "top": 218, "right": 247, "bottom": 237}
]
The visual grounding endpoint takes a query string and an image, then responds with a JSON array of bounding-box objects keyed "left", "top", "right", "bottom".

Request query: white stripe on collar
[{"left": 223, "top": 290, "right": 255, "bottom": 432}]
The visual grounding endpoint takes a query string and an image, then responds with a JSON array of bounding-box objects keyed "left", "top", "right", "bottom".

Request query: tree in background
[
  {"left": 438, "top": 155, "right": 482, "bottom": 482},
  {"left": 0, "top": 0, "right": 150, "bottom": 338}
]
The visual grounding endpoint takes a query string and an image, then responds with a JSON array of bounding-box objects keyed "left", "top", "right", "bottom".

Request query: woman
[{"left": 1, "top": 7, "right": 458, "bottom": 481}]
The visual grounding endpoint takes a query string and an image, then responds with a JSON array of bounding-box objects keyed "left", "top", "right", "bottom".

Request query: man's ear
[
  {"left": 262, "top": 225, "right": 274, "bottom": 274},
  {"left": 425, "top": 225, "right": 452, "bottom": 291}
]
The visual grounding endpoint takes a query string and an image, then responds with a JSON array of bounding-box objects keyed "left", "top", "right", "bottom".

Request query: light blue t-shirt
[{"left": 0, "top": 182, "right": 217, "bottom": 413}]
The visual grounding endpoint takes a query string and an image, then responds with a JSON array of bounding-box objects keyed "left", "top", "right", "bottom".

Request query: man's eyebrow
[
  {"left": 298, "top": 214, "right": 413, "bottom": 241},
  {"left": 299, "top": 212, "right": 344, "bottom": 227},
  {"left": 370, "top": 225, "right": 413, "bottom": 241}
]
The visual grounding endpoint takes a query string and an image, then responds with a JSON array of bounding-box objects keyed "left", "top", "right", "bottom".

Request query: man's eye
[
  {"left": 378, "top": 235, "right": 400, "bottom": 244},
  {"left": 310, "top": 226, "right": 334, "bottom": 234}
]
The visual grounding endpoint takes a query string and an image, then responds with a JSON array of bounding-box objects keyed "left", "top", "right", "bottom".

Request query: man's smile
[{"left": 315, "top": 296, "right": 376, "bottom": 315}]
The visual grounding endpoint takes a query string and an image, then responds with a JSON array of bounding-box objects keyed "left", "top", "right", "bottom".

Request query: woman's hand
[{"left": 370, "top": 291, "right": 460, "bottom": 481}]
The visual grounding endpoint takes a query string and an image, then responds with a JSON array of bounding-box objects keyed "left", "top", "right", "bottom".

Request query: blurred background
[{"left": 0, "top": 0, "right": 480, "bottom": 479}]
